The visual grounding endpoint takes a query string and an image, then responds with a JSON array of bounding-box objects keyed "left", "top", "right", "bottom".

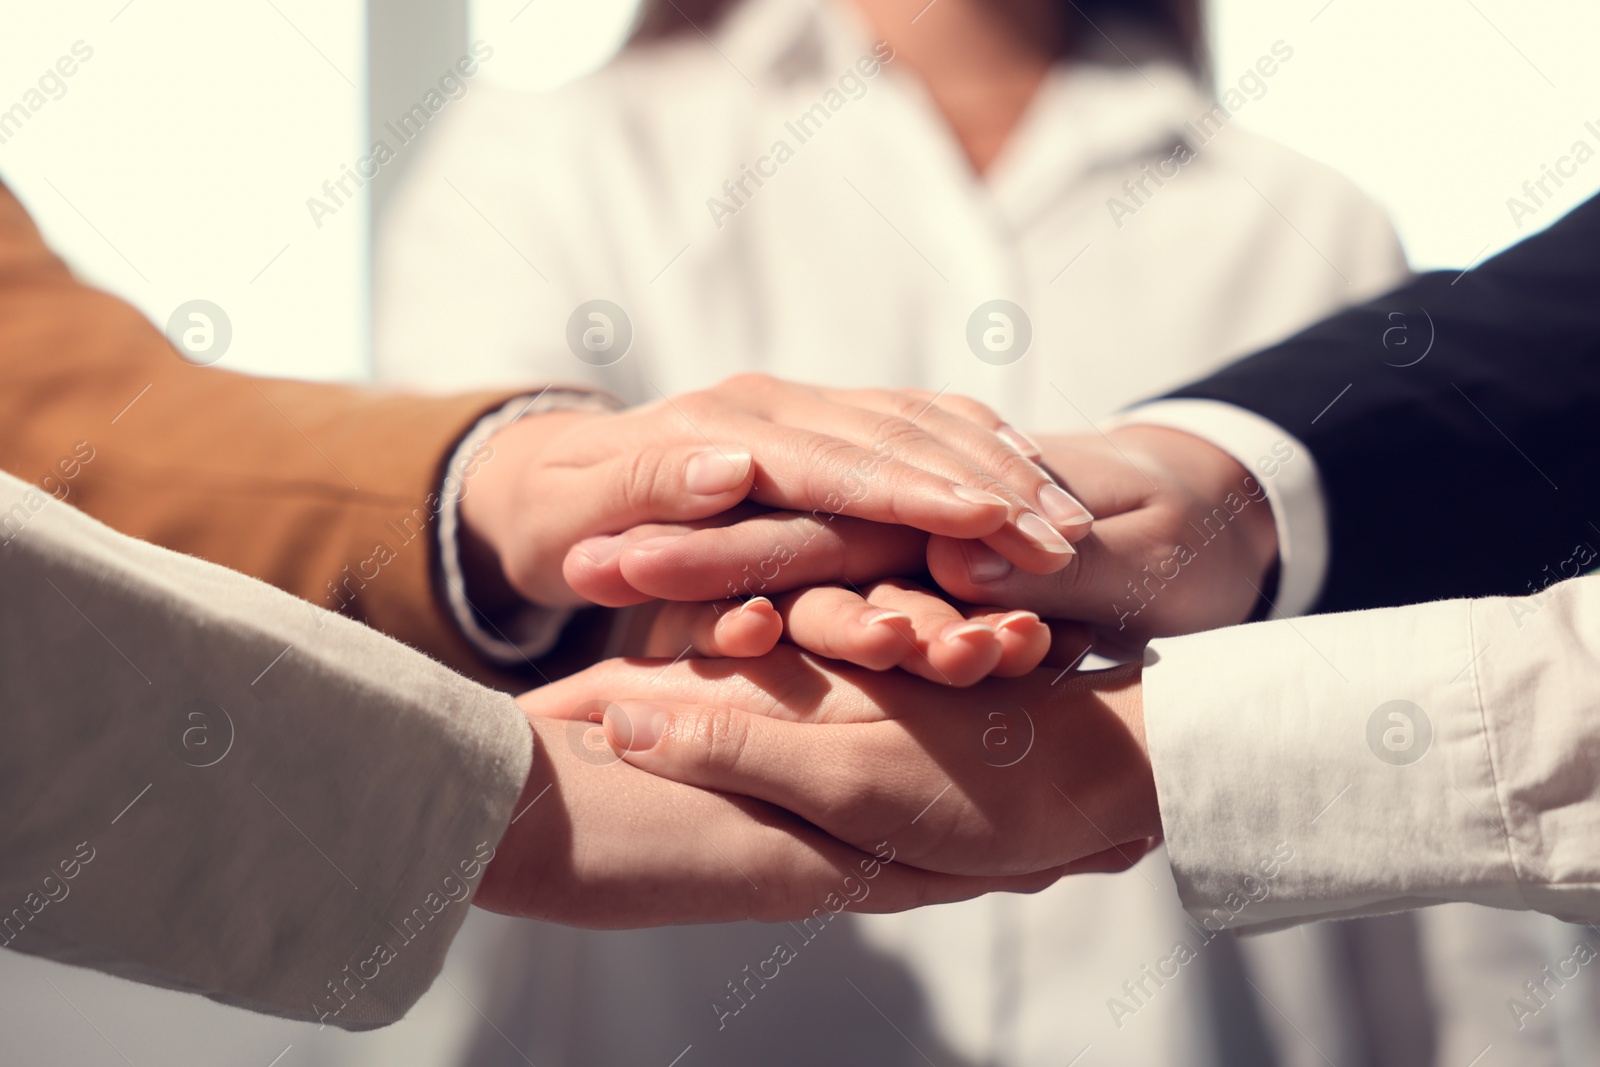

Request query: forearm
[{"left": 0, "top": 472, "right": 531, "bottom": 1026}]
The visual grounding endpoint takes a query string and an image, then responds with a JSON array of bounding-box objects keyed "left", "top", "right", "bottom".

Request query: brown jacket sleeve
[{"left": 0, "top": 183, "right": 527, "bottom": 688}]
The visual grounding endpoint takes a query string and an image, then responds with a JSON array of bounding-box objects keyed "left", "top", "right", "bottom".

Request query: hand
[
  {"left": 473, "top": 709, "right": 1065, "bottom": 927},
  {"left": 518, "top": 648, "right": 1161, "bottom": 879},
  {"left": 634, "top": 577, "right": 1052, "bottom": 686},
  {"left": 461, "top": 376, "right": 1092, "bottom": 609},
  {"left": 925, "top": 426, "right": 1280, "bottom": 649}
]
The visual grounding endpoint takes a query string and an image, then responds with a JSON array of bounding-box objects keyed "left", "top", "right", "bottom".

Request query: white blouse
[{"left": 373, "top": 0, "right": 1412, "bottom": 1064}]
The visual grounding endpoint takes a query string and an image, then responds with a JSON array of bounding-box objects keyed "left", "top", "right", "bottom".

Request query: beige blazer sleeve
[{"left": 0, "top": 470, "right": 532, "bottom": 1029}]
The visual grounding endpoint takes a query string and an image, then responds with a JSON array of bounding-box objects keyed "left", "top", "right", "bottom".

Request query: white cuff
[
  {"left": 1104, "top": 399, "right": 1329, "bottom": 618},
  {"left": 438, "top": 390, "right": 622, "bottom": 666}
]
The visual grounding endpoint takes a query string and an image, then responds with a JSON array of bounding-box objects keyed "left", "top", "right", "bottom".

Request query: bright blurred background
[{"left": 1, "top": 0, "right": 1597, "bottom": 384}]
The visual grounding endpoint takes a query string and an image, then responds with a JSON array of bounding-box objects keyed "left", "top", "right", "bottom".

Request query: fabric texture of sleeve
[
  {"left": 1143, "top": 573, "right": 1600, "bottom": 933},
  {"left": 0, "top": 470, "right": 533, "bottom": 1028}
]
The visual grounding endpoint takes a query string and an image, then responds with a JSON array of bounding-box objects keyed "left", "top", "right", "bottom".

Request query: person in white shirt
[{"left": 373, "top": 0, "right": 1414, "bottom": 1062}]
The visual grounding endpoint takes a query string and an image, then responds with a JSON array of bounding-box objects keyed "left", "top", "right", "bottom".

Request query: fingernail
[
  {"left": 861, "top": 607, "right": 912, "bottom": 628},
  {"left": 963, "top": 541, "right": 1012, "bottom": 583},
  {"left": 1038, "top": 483, "right": 1094, "bottom": 528},
  {"left": 1017, "top": 512, "right": 1076, "bottom": 554},
  {"left": 738, "top": 596, "right": 774, "bottom": 616},
  {"left": 952, "top": 484, "right": 1009, "bottom": 509},
  {"left": 624, "top": 535, "right": 684, "bottom": 555},
  {"left": 686, "top": 449, "right": 752, "bottom": 495},
  {"left": 578, "top": 535, "right": 625, "bottom": 566},
  {"left": 995, "top": 610, "right": 1040, "bottom": 633},
  {"left": 941, "top": 620, "right": 996, "bottom": 643},
  {"left": 997, "top": 424, "right": 1042, "bottom": 458},
  {"left": 603, "top": 701, "right": 668, "bottom": 752}
]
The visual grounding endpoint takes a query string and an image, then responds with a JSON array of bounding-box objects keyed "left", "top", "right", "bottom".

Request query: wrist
[
  {"left": 1054, "top": 662, "right": 1161, "bottom": 843},
  {"left": 459, "top": 408, "right": 606, "bottom": 607},
  {"left": 1106, "top": 425, "right": 1280, "bottom": 586}
]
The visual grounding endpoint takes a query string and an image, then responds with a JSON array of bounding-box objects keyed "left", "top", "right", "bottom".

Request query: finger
[
  {"left": 600, "top": 700, "right": 907, "bottom": 854},
  {"left": 859, "top": 580, "right": 1001, "bottom": 687},
  {"left": 548, "top": 441, "right": 756, "bottom": 533},
  {"left": 965, "top": 607, "right": 1050, "bottom": 677},
  {"left": 563, "top": 504, "right": 772, "bottom": 607},
  {"left": 497, "top": 718, "right": 1067, "bottom": 927},
  {"left": 667, "top": 407, "right": 1016, "bottom": 540},
  {"left": 611, "top": 512, "right": 929, "bottom": 602},
  {"left": 894, "top": 389, "right": 1044, "bottom": 461},
  {"left": 925, "top": 532, "right": 1122, "bottom": 623},
  {"left": 772, "top": 585, "right": 914, "bottom": 672},
  {"left": 641, "top": 597, "right": 782, "bottom": 659},
  {"left": 517, "top": 646, "right": 876, "bottom": 726},
  {"left": 598, "top": 699, "right": 1066, "bottom": 877},
  {"left": 815, "top": 389, "right": 1093, "bottom": 558},
  {"left": 825, "top": 387, "right": 1092, "bottom": 540}
]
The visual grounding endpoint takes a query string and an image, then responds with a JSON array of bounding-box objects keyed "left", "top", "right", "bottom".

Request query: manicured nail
[
  {"left": 578, "top": 535, "right": 625, "bottom": 566},
  {"left": 737, "top": 596, "right": 775, "bottom": 616},
  {"left": 624, "top": 535, "right": 685, "bottom": 555},
  {"left": 963, "top": 541, "right": 1012, "bottom": 583},
  {"left": 861, "top": 607, "right": 912, "bottom": 628},
  {"left": 603, "top": 701, "right": 668, "bottom": 752},
  {"left": 686, "top": 448, "right": 752, "bottom": 495},
  {"left": 1038, "top": 483, "right": 1094, "bottom": 528},
  {"left": 1017, "top": 512, "right": 1076, "bottom": 554},
  {"left": 997, "top": 425, "right": 1043, "bottom": 458},
  {"left": 941, "top": 620, "right": 996, "bottom": 643},
  {"left": 995, "top": 610, "right": 1040, "bottom": 633},
  {"left": 951, "top": 484, "right": 1009, "bottom": 509}
]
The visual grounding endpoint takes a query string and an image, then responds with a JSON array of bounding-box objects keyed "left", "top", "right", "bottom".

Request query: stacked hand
[{"left": 470, "top": 376, "right": 1276, "bottom": 925}]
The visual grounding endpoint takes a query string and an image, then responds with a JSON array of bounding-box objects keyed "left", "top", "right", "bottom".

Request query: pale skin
[
  {"left": 473, "top": 0, "right": 1275, "bottom": 916},
  {"left": 852, "top": 0, "right": 1065, "bottom": 174}
]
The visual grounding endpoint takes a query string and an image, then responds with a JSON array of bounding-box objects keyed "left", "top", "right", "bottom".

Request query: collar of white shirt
[{"left": 712, "top": 0, "right": 1214, "bottom": 228}]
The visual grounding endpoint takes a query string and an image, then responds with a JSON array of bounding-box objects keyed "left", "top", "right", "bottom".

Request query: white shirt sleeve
[
  {"left": 0, "top": 471, "right": 532, "bottom": 1027},
  {"left": 1104, "top": 399, "right": 1329, "bottom": 618},
  {"left": 1142, "top": 571, "right": 1600, "bottom": 933}
]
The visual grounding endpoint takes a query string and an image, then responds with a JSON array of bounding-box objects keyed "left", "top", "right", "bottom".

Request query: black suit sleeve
[{"left": 1163, "top": 193, "right": 1600, "bottom": 614}]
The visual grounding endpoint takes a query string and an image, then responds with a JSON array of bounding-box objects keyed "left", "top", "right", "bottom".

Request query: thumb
[
  {"left": 601, "top": 701, "right": 879, "bottom": 842},
  {"left": 515, "top": 444, "right": 756, "bottom": 605}
]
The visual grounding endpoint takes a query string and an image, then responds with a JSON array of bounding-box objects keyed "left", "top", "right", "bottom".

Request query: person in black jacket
[{"left": 917, "top": 191, "right": 1600, "bottom": 638}]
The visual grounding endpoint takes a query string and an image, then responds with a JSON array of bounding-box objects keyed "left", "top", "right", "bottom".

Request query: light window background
[
  {"left": 1210, "top": 0, "right": 1600, "bottom": 270},
  {"left": 0, "top": 0, "right": 367, "bottom": 381},
  {"left": 6, "top": 0, "right": 1598, "bottom": 386},
  {"left": 1, "top": 1, "right": 1598, "bottom": 1064}
]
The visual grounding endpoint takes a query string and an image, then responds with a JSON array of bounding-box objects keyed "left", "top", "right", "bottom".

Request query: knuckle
[
  {"left": 866, "top": 390, "right": 927, "bottom": 422},
  {"left": 803, "top": 438, "right": 873, "bottom": 504},
  {"left": 718, "top": 371, "right": 776, "bottom": 398},
  {"left": 616, "top": 448, "right": 666, "bottom": 515},
  {"left": 683, "top": 705, "right": 750, "bottom": 775},
  {"left": 673, "top": 389, "right": 718, "bottom": 421},
  {"left": 943, "top": 392, "right": 1004, "bottom": 428},
  {"left": 870, "top": 414, "right": 932, "bottom": 455}
]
